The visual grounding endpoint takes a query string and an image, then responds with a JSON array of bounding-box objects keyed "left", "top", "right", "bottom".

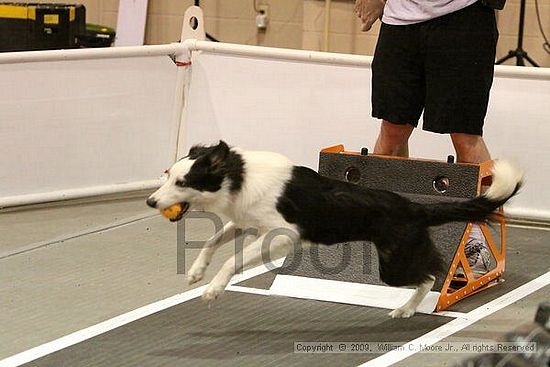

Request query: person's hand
[{"left": 354, "top": 0, "right": 386, "bottom": 32}]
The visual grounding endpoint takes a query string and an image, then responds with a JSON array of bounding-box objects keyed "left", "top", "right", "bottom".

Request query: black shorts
[{"left": 371, "top": 1, "right": 499, "bottom": 135}]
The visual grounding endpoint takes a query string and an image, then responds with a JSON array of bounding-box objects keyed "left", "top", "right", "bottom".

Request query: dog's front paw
[
  {"left": 389, "top": 306, "right": 416, "bottom": 319},
  {"left": 202, "top": 284, "right": 225, "bottom": 303},
  {"left": 187, "top": 265, "right": 206, "bottom": 285}
]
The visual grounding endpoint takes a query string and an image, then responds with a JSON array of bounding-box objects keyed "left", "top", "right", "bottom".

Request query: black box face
[
  {"left": 0, "top": 3, "right": 86, "bottom": 51},
  {"left": 318, "top": 152, "right": 480, "bottom": 199}
]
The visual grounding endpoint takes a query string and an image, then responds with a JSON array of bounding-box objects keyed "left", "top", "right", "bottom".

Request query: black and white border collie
[{"left": 147, "top": 141, "right": 523, "bottom": 318}]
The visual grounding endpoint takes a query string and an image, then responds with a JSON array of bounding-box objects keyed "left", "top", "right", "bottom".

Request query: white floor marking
[
  {"left": 270, "top": 274, "right": 441, "bottom": 315},
  {"left": 226, "top": 285, "right": 272, "bottom": 296},
  {"left": 228, "top": 285, "right": 470, "bottom": 319},
  {"left": 0, "top": 259, "right": 284, "bottom": 367},
  {"left": 228, "top": 285, "right": 473, "bottom": 322},
  {"left": 1, "top": 261, "right": 546, "bottom": 367},
  {"left": 357, "top": 271, "right": 550, "bottom": 367}
]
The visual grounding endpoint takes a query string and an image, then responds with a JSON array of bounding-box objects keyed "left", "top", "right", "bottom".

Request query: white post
[
  {"left": 175, "top": 6, "right": 207, "bottom": 159},
  {"left": 115, "top": 0, "right": 149, "bottom": 47}
]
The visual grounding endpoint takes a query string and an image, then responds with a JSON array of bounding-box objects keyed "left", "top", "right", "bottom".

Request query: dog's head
[{"left": 146, "top": 140, "right": 243, "bottom": 221}]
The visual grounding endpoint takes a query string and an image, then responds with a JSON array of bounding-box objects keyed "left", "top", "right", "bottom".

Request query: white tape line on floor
[
  {"left": 358, "top": 271, "right": 550, "bottom": 367},
  {"left": 0, "top": 258, "right": 284, "bottom": 367}
]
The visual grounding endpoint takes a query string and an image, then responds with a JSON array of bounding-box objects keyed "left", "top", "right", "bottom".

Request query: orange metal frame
[
  {"left": 436, "top": 160, "right": 506, "bottom": 311},
  {"left": 320, "top": 145, "right": 506, "bottom": 311}
]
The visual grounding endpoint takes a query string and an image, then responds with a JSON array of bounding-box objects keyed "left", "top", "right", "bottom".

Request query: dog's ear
[
  {"left": 208, "top": 140, "right": 230, "bottom": 168},
  {"left": 187, "top": 144, "right": 206, "bottom": 159}
]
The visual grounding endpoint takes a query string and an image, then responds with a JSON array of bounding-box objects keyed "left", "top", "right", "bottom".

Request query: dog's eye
[{"left": 175, "top": 180, "right": 186, "bottom": 187}]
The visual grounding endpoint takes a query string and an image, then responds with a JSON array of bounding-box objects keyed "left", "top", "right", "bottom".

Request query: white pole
[
  {"left": 0, "top": 43, "right": 189, "bottom": 64},
  {"left": 0, "top": 38, "right": 547, "bottom": 81},
  {"left": 182, "top": 39, "right": 550, "bottom": 80},
  {"left": 0, "top": 180, "right": 163, "bottom": 209},
  {"left": 175, "top": 6, "right": 207, "bottom": 159},
  {"left": 182, "top": 39, "right": 373, "bottom": 67}
]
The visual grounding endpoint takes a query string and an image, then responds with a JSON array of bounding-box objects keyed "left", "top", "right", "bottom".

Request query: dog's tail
[{"left": 421, "top": 160, "right": 524, "bottom": 226}]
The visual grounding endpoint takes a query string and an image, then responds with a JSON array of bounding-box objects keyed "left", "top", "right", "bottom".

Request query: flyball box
[{"left": 277, "top": 145, "right": 507, "bottom": 311}]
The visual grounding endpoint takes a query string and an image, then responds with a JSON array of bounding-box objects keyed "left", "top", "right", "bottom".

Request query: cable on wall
[{"left": 533, "top": 0, "right": 550, "bottom": 54}]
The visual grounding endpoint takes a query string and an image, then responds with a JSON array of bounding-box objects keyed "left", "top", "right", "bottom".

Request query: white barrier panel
[
  {"left": 183, "top": 49, "right": 550, "bottom": 220},
  {"left": 0, "top": 56, "right": 178, "bottom": 206}
]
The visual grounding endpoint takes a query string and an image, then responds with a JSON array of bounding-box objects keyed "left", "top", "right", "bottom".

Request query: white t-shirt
[{"left": 382, "top": 0, "right": 479, "bottom": 25}]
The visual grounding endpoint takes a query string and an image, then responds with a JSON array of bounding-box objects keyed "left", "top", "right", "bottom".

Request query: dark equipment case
[{"left": 0, "top": 2, "right": 85, "bottom": 51}]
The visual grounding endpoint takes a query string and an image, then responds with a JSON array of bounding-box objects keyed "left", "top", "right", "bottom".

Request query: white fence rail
[{"left": 1, "top": 38, "right": 549, "bottom": 220}]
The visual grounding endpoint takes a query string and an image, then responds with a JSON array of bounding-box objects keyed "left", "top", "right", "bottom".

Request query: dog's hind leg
[
  {"left": 202, "top": 231, "right": 295, "bottom": 302},
  {"left": 188, "top": 221, "right": 238, "bottom": 285},
  {"left": 388, "top": 275, "right": 435, "bottom": 319}
]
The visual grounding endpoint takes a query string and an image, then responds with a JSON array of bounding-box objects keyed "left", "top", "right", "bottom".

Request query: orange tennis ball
[{"left": 161, "top": 204, "right": 183, "bottom": 220}]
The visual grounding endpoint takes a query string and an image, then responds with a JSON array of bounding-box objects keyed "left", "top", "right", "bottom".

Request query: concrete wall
[{"left": 30, "top": 1, "right": 550, "bottom": 67}]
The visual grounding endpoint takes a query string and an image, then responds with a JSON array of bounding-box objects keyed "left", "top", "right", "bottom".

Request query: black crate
[{"left": 0, "top": 2, "right": 85, "bottom": 51}]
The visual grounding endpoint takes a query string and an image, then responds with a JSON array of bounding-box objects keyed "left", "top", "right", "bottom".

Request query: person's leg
[
  {"left": 451, "top": 133, "right": 493, "bottom": 277},
  {"left": 371, "top": 22, "right": 425, "bottom": 153},
  {"left": 450, "top": 133, "right": 491, "bottom": 164},
  {"left": 374, "top": 120, "right": 415, "bottom": 157},
  {"left": 421, "top": 2, "right": 499, "bottom": 277},
  {"left": 422, "top": 2, "right": 498, "bottom": 137}
]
